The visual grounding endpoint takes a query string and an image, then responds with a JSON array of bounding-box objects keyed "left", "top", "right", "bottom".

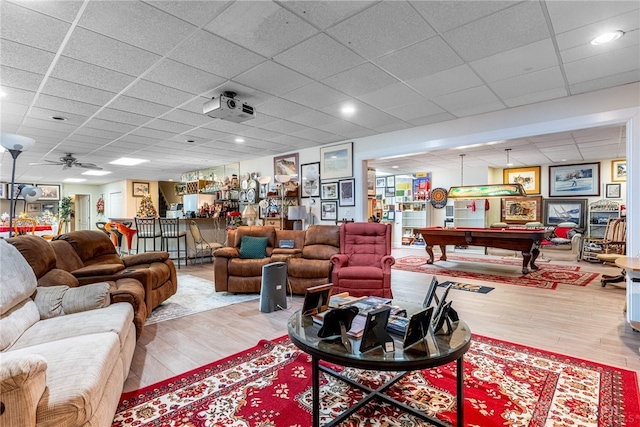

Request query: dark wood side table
[{"left": 288, "top": 310, "right": 471, "bottom": 427}]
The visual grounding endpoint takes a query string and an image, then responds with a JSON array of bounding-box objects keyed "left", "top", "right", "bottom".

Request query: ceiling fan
[{"left": 29, "top": 153, "right": 103, "bottom": 170}]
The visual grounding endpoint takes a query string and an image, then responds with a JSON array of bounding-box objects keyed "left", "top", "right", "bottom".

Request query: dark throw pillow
[{"left": 239, "top": 236, "right": 269, "bottom": 259}]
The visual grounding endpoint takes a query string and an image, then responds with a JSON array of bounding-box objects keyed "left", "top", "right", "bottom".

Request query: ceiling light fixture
[
  {"left": 63, "top": 178, "right": 87, "bottom": 183},
  {"left": 391, "top": 165, "right": 399, "bottom": 169},
  {"left": 590, "top": 30, "right": 624, "bottom": 45},
  {"left": 341, "top": 104, "right": 356, "bottom": 115},
  {"left": 109, "top": 157, "right": 149, "bottom": 166},
  {"left": 82, "top": 170, "right": 112, "bottom": 176},
  {"left": 0, "top": 90, "right": 7, "bottom": 98},
  {"left": 505, "top": 148, "right": 513, "bottom": 166},
  {"left": 235, "top": 138, "right": 244, "bottom": 143}
]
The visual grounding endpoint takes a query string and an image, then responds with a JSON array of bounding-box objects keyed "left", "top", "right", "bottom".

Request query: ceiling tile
[
  {"left": 290, "top": 127, "right": 341, "bottom": 143},
  {"left": 470, "top": 39, "right": 560, "bottom": 83},
  {"left": 321, "top": 63, "right": 399, "bottom": 97},
  {"left": 490, "top": 67, "right": 565, "bottom": 100},
  {"left": 10, "top": 0, "right": 84, "bottom": 22},
  {"left": 41, "top": 77, "right": 116, "bottom": 106},
  {"left": 143, "top": 1, "right": 231, "bottom": 27},
  {"left": 34, "top": 94, "right": 102, "bottom": 117},
  {"left": 169, "top": 30, "right": 264, "bottom": 79},
  {"left": 205, "top": 2, "right": 318, "bottom": 57},
  {"left": 257, "top": 97, "right": 313, "bottom": 119},
  {"left": 161, "top": 109, "right": 215, "bottom": 128},
  {"left": 408, "top": 65, "right": 483, "bottom": 99},
  {"left": 259, "top": 119, "right": 307, "bottom": 134},
  {"left": 432, "top": 85, "right": 500, "bottom": 110},
  {"left": 28, "top": 107, "right": 89, "bottom": 125},
  {"left": 123, "top": 80, "right": 195, "bottom": 107},
  {"left": 411, "top": 0, "right": 519, "bottom": 33},
  {"left": 63, "top": 27, "right": 161, "bottom": 76},
  {"left": 570, "top": 69, "right": 640, "bottom": 95},
  {"left": 143, "top": 118, "right": 194, "bottom": 135},
  {"left": 373, "top": 36, "right": 464, "bottom": 81},
  {"left": 503, "top": 87, "right": 567, "bottom": 108},
  {"left": 546, "top": 0, "right": 639, "bottom": 33},
  {"left": 234, "top": 61, "right": 313, "bottom": 96},
  {"left": 51, "top": 56, "right": 136, "bottom": 93},
  {"left": 143, "top": 59, "right": 226, "bottom": 95},
  {"left": 315, "top": 120, "right": 368, "bottom": 136},
  {"left": 327, "top": 1, "right": 435, "bottom": 59},
  {"left": 288, "top": 110, "right": 340, "bottom": 127},
  {"left": 275, "top": 33, "right": 364, "bottom": 80},
  {"left": 407, "top": 112, "right": 457, "bottom": 127},
  {"left": 357, "top": 83, "right": 424, "bottom": 110},
  {"left": 0, "top": 39, "right": 55, "bottom": 75},
  {"left": 0, "top": 66, "right": 44, "bottom": 92},
  {"left": 0, "top": 87, "right": 35, "bottom": 106},
  {"left": 555, "top": 10, "right": 640, "bottom": 54},
  {"left": 564, "top": 45, "right": 640, "bottom": 84},
  {"left": 281, "top": 82, "right": 351, "bottom": 109},
  {"left": 78, "top": 1, "right": 197, "bottom": 55},
  {"left": 108, "top": 95, "right": 172, "bottom": 117},
  {"left": 443, "top": 1, "right": 550, "bottom": 62},
  {"left": 385, "top": 99, "right": 446, "bottom": 121},
  {"left": 449, "top": 100, "right": 505, "bottom": 118},
  {"left": 282, "top": 1, "right": 377, "bottom": 30},
  {"left": 1, "top": 1, "right": 71, "bottom": 52}
]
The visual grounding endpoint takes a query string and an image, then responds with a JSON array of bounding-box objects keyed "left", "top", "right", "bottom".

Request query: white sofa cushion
[{"left": 9, "top": 303, "right": 134, "bottom": 352}]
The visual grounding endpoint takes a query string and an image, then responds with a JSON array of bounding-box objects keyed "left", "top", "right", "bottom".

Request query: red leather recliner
[{"left": 330, "top": 222, "right": 395, "bottom": 298}]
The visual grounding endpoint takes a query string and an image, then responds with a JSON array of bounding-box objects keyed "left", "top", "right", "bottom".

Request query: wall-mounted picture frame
[
  {"left": 386, "top": 175, "right": 395, "bottom": 187},
  {"left": 320, "top": 201, "right": 337, "bottom": 221},
  {"left": 503, "top": 166, "right": 541, "bottom": 195},
  {"left": 367, "top": 169, "right": 376, "bottom": 196},
  {"left": 605, "top": 183, "right": 621, "bottom": 199},
  {"left": 42, "top": 203, "right": 56, "bottom": 212},
  {"left": 611, "top": 159, "right": 626, "bottom": 182},
  {"left": 542, "top": 198, "right": 587, "bottom": 228},
  {"left": 36, "top": 184, "right": 60, "bottom": 201},
  {"left": 0, "top": 183, "right": 5, "bottom": 199},
  {"left": 385, "top": 187, "right": 395, "bottom": 197},
  {"left": 375, "top": 177, "right": 386, "bottom": 188},
  {"left": 300, "top": 162, "right": 320, "bottom": 198},
  {"left": 548, "top": 162, "right": 600, "bottom": 197},
  {"left": 274, "top": 152, "right": 299, "bottom": 181},
  {"left": 132, "top": 182, "right": 150, "bottom": 197},
  {"left": 27, "top": 203, "right": 41, "bottom": 213},
  {"left": 500, "top": 196, "right": 542, "bottom": 224},
  {"left": 320, "top": 142, "right": 352, "bottom": 180},
  {"left": 320, "top": 182, "right": 338, "bottom": 200},
  {"left": 338, "top": 178, "right": 355, "bottom": 207},
  {"left": 6, "top": 183, "right": 31, "bottom": 199}
]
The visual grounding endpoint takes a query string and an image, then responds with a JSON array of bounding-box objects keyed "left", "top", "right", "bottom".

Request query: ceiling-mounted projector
[{"left": 203, "top": 91, "right": 255, "bottom": 123}]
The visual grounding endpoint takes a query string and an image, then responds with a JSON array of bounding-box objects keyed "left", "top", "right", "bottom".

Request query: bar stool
[
  {"left": 104, "top": 222, "right": 120, "bottom": 250},
  {"left": 159, "top": 218, "right": 188, "bottom": 268},
  {"left": 189, "top": 220, "right": 221, "bottom": 265},
  {"left": 116, "top": 222, "right": 137, "bottom": 256},
  {"left": 135, "top": 217, "right": 160, "bottom": 254}
]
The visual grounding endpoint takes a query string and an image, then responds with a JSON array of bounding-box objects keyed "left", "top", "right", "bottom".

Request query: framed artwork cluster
[{"left": 318, "top": 142, "right": 355, "bottom": 220}]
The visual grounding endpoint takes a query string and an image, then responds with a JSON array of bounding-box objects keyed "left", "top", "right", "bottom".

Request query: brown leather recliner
[
  {"left": 53, "top": 230, "right": 178, "bottom": 313},
  {"left": 286, "top": 225, "right": 340, "bottom": 294},
  {"left": 6, "top": 235, "right": 148, "bottom": 338}
]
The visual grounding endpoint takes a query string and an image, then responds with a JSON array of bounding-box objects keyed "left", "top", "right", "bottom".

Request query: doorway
[{"left": 74, "top": 194, "right": 91, "bottom": 231}]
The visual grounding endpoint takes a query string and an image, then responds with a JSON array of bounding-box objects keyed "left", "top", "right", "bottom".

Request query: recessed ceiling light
[
  {"left": 235, "top": 138, "right": 245, "bottom": 143},
  {"left": 51, "top": 116, "right": 67, "bottom": 121},
  {"left": 63, "top": 178, "right": 87, "bottom": 183},
  {"left": 82, "top": 170, "right": 112, "bottom": 176},
  {"left": 391, "top": 165, "right": 399, "bottom": 169},
  {"left": 0, "top": 90, "right": 7, "bottom": 98},
  {"left": 341, "top": 104, "right": 356, "bottom": 115},
  {"left": 591, "top": 30, "right": 624, "bottom": 45},
  {"left": 109, "top": 157, "right": 149, "bottom": 166},
  {"left": 186, "top": 139, "right": 195, "bottom": 143}
]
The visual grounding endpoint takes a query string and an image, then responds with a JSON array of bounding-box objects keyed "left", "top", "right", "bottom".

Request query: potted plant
[{"left": 59, "top": 196, "right": 74, "bottom": 233}]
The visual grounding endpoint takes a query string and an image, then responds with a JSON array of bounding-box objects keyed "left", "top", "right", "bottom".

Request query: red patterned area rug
[
  {"left": 393, "top": 255, "right": 599, "bottom": 290},
  {"left": 113, "top": 335, "right": 639, "bottom": 427}
]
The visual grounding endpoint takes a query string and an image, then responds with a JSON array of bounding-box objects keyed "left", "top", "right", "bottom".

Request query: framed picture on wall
[
  {"left": 300, "top": 162, "right": 320, "bottom": 198},
  {"left": 503, "top": 166, "right": 541, "bottom": 195},
  {"left": 500, "top": 196, "right": 542, "bottom": 224},
  {"left": 606, "top": 183, "right": 621, "bottom": 199},
  {"left": 386, "top": 175, "right": 395, "bottom": 187},
  {"left": 320, "top": 182, "right": 338, "bottom": 200},
  {"left": 274, "top": 152, "right": 299, "bottom": 181},
  {"left": 320, "top": 201, "right": 337, "bottom": 221},
  {"left": 0, "top": 183, "right": 5, "bottom": 199},
  {"left": 132, "top": 182, "right": 149, "bottom": 197},
  {"left": 385, "top": 187, "right": 395, "bottom": 197},
  {"left": 542, "top": 198, "right": 587, "bottom": 228},
  {"left": 548, "top": 162, "right": 600, "bottom": 197},
  {"left": 338, "top": 178, "right": 355, "bottom": 207},
  {"left": 611, "top": 159, "right": 626, "bottom": 182},
  {"left": 27, "top": 203, "right": 41, "bottom": 213},
  {"left": 320, "top": 142, "right": 352, "bottom": 180},
  {"left": 36, "top": 184, "right": 60, "bottom": 201},
  {"left": 376, "top": 177, "right": 386, "bottom": 188}
]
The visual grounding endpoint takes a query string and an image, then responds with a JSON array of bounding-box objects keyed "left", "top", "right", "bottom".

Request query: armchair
[{"left": 330, "top": 222, "right": 395, "bottom": 298}]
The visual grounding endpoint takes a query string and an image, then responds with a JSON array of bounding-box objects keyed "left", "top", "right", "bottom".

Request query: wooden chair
[
  {"left": 189, "top": 220, "right": 221, "bottom": 265},
  {"left": 597, "top": 217, "right": 627, "bottom": 286},
  {"left": 42, "top": 219, "right": 65, "bottom": 241},
  {"left": 13, "top": 217, "right": 37, "bottom": 236}
]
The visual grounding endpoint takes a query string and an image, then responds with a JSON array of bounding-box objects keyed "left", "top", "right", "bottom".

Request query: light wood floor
[{"left": 123, "top": 247, "right": 640, "bottom": 393}]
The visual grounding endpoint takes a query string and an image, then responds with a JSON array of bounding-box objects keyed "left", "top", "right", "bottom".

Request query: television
[{"left": 259, "top": 262, "right": 288, "bottom": 313}]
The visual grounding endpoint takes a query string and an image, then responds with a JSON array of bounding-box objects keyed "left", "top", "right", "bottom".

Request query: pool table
[{"left": 416, "top": 226, "right": 552, "bottom": 274}]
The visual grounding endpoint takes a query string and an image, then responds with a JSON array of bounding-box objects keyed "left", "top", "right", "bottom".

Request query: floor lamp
[{"left": 1, "top": 133, "right": 35, "bottom": 238}]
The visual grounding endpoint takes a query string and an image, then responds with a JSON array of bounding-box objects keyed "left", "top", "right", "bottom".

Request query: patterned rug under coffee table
[{"left": 393, "top": 255, "right": 599, "bottom": 290}]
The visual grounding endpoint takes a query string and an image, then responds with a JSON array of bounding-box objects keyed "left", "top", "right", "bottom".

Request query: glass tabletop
[{"left": 288, "top": 306, "right": 471, "bottom": 372}]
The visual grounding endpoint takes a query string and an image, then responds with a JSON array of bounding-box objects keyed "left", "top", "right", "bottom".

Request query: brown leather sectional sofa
[
  {"left": 6, "top": 231, "right": 177, "bottom": 337},
  {"left": 213, "top": 225, "right": 340, "bottom": 294}
]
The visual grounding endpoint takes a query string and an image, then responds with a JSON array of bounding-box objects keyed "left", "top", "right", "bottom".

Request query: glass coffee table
[{"left": 288, "top": 309, "right": 471, "bottom": 427}]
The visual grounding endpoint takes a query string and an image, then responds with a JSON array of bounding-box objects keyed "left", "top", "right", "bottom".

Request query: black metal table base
[{"left": 312, "top": 355, "right": 464, "bottom": 427}]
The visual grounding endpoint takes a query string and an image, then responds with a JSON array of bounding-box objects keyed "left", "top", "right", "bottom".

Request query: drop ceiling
[{"left": 1, "top": 0, "right": 637, "bottom": 184}]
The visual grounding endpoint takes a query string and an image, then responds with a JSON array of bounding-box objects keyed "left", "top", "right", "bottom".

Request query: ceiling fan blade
[
  {"left": 76, "top": 162, "right": 102, "bottom": 170},
  {"left": 28, "top": 160, "right": 63, "bottom": 166}
]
